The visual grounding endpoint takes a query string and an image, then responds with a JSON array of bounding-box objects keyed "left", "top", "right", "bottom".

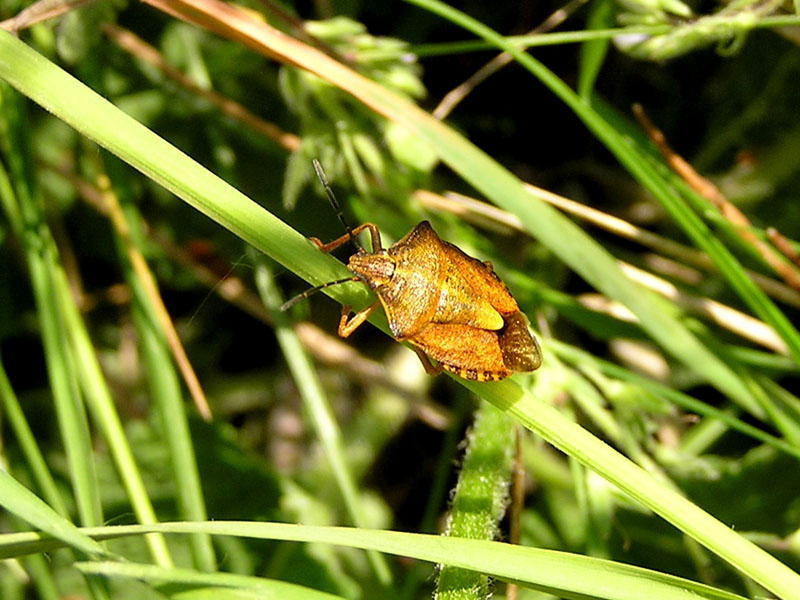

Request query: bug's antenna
[
  {"left": 313, "top": 159, "right": 365, "bottom": 252},
  {"left": 280, "top": 276, "right": 359, "bottom": 311}
]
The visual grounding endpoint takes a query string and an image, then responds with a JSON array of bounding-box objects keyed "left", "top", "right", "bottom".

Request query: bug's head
[{"left": 348, "top": 249, "right": 394, "bottom": 289}]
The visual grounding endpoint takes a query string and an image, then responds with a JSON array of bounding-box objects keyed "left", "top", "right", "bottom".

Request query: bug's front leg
[
  {"left": 338, "top": 302, "right": 379, "bottom": 338},
  {"left": 310, "top": 223, "right": 383, "bottom": 254}
]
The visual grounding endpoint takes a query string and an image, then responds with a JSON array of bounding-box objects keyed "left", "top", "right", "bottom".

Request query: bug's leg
[
  {"left": 313, "top": 223, "right": 380, "bottom": 254},
  {"left": 410, "top": 346, "right": 443, "bottom": 376},
  {"left": 311, "top": 232, "right": 350, "bottom": 253},
  {"left": 338, "top": 301, "right": 379, "bottom": 338}
]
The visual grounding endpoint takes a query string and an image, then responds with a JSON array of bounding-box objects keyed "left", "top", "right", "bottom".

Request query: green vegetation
[{"left": 0, "top": 0, "right": 799, "bottom": 598}]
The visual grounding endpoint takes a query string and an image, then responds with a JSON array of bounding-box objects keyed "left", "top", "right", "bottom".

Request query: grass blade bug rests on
[{"left": 282, "top": 160, "right": 542, "bottom": 381}]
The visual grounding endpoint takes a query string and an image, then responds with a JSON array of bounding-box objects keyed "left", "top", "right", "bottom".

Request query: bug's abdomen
[{"left": 409, "top": 323, "right": 512, "bottom": 381}]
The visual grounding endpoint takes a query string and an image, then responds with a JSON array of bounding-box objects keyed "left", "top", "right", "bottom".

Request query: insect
[{"left": 282, "top": 160, "right": 541, "bottom": 381}]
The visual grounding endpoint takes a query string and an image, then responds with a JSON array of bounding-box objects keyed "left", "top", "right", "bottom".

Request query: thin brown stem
[
  {"left": 767, "top": 227, "right": 800, "bottom": 271},
  {"left": 102, "top": 23, "right": 301, "bottom": 152},
  {"left": 93, "top": 168, "right": 214, "bottom": 421},
  {"left": 0, "top": 0, "right": 97, "bottom": 32},
  {"left": 633, "top": 103, "right": 800, "bottom": 295}
]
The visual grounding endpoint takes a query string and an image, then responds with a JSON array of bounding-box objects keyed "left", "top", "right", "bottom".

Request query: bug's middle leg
[{"left": 410, "top": 346, "right": 443, "bottom": 376}]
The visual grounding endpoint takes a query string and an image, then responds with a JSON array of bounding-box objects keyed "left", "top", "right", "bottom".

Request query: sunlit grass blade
[
  {"left": 0, "top": 523, "right": 754, "bottom": 600},
  {"left": 52, "top": 265, "right": 175, "bottom": 568},
  {"left": 0, "top": 76, "right": 173, "bottom": 568},
  {"left": 548, "top": 339, "right": 800, "bottom": 461}
]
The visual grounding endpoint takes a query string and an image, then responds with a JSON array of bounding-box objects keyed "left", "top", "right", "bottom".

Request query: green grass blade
[
  {"left": 0, "top": 356, "right": 69, "bottom": 516},
  {"left": 578, "top": 0, "right": 615, "bottom": 100},
  {"left": 0, "top": 470, "right": 106, "bottom": 558},
  {"left": 21, "top": 552, "right": 61, "bottom": 600},
  {"left": 0, "top": 523, "right": 753, "bottom": 600},
  {"left": 410, "top": 26, "right": 672, "bottom": 56},
  {"left": 548, "top": 339, "right": 800, "bottom": 460},
  {"left": 466, "top": 378, "right": 800, "bottom": 598},
  {"left": 54, "top": 249, "right": 175, "bottom": 568},
  {"left": 133, "top": 293, "right": 218, "bottom": 571}
]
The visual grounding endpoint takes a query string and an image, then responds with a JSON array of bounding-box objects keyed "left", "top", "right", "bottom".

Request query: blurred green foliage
[{"left": 0, "top": 1, "right": 799, "bottom": 599}]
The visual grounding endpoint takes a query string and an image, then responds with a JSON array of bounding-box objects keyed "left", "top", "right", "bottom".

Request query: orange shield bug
[{"left": 282, "top": 160, "right": 541, "bottom": 381}]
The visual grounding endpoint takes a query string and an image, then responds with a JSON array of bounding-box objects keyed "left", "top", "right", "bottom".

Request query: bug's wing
[{"left": 440, "top": 241, "right": 520, "bottom": 316}]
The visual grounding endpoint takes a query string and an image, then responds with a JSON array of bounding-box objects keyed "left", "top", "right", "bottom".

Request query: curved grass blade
[{"left": 3, "top": 523, "right": 750, "bottom": 600}]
